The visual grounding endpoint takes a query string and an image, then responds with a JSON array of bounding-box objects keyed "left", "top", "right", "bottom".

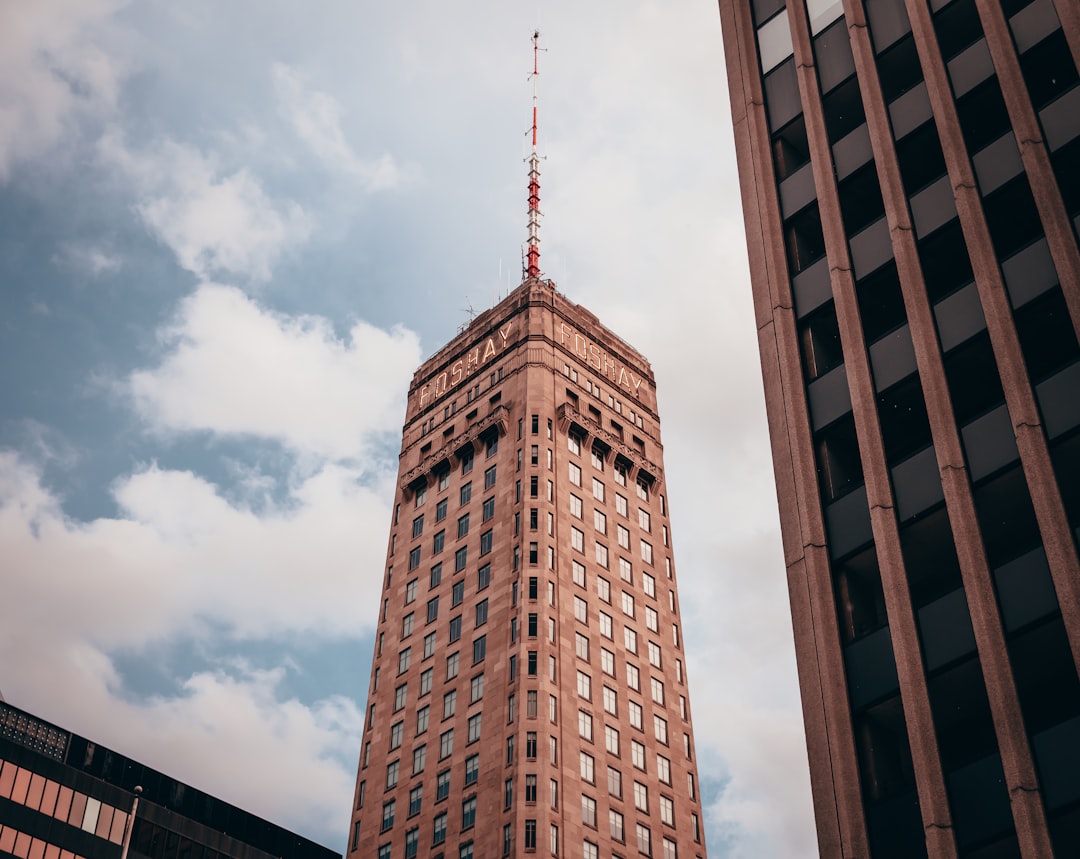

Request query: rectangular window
[
  {"left": 524, "top": 819, "right": 537, "bottom": 850},
  {"left": 592, "top": 477, "right": 605, "bottom": 502},
  {"left": 461, "top": 450, "right": 473, "bottom": 475},
  {"left": 595, "top": 542, "right": 608, "bottom": 568},
  {"left": 634, "top": 781, "right": 649, "bottom": 812},
  {"left": 617, "top": 524, "right": 630, "bottom": 549},
  {"left": 457, "top": 513, "right": 470, "bottom": 538},
  {"left": 409, "top": 785, "right": 423, "bottom": 817},
  {"left": 394, "top": 684, "right": 407, "bottom": 712},
  {"left": 447, "top": 652, "right": 459, "bottom": 679},
  {"left": 479, "top": 528, "right": 493, "bottom": 555},
  {"left": 660, "top": 795, "right": 675, "bottom": 826},
  {"left": 413, "top": 744, "right": 426, "bottom": 774},
  {"left": 597, "top": 577, "right": 611, "bottom": 603},
  {"left": 409, "top": 546, "right": 421, "bottom": 570},
  {"left": 580, "top": 751, "right": 595, "bottom": 783},
  {"left": 430, "top": 563, "right": 442, "bottom": 588},
  {"left": 462, "top": 796, "right": 476, "bottom": 829},
  {"left": 599, "top": 611, "right": 613, "bottom": 639},
  {"left": 637, "top": 824, "right": 652, "bottom": 857},
  {"left": 473, "top": 635, "right": 487, "bottom": 664},
  {"left": 581, "top": 795, "right": 597, "bottom": 828},
  {"left": 621, "top": 592, "right": 635, "bottom": 618},
  {"left": 629, "top": 701, "right": 643, "bottom": 730},
  {"left": 470, "top": 673, "right": 484, "bottom": 703},
  {"left": 427, "top": 597, "right": 439, "bottom": 624},
  {"left": 412, "top": 515, "right": 424, "bottom": 538},
  {"left": 433, "top": 811, "right": 447, "bottom": 844},
  {"left": 641, "top": 540, "right": 653, "bottom": 564},
  {"left": 455, "top": 546, "right": 468, "bottom": 571},
  {"left": 619, "top": 557, "right": 633, "bottom": 583},
  {"left": 603, "top": 686, "right": 618, "bottom": 715},
  {"left": 382, "top": 799, "right": 396, "bottom": 830},
  {"left": 449, "top": 615, "right": 462, "bottom": 643},
  {"left": 485, "top": 464, "right": 497, "bottom": 487},
  {"left": 399, "top": 647, "right": 411, "bottom": 674},
  {"left": 437, "top": 770, "right": 451, "bottom": 801},
  {"left": 568, "top": 433, "right": 581, "bottom": 454},
  {"left": 444, "top": 690, "right": 457, "bottom": 719},
  {"left": 482, "top": 496, "right": 495, "bottom": 520},
  {"left": 417, "top": 705, "right": 429, "bottom": 734},
  {"left": 465, "top": 753, "right": 479, "bottom": 785},
  {"left": 569, "top": 462, "right": 582, "bottom": 486},
  {"left": 576, "top": 632, "right": 590, "bottom": 661},
  {"left": 578, "top": 709, "right": 594, "bottom": 741},
  {"left": 476, "top": 598, "right": 488, "bottom": 626},
  {"left": 468, "top": 713, "right": 482, "bottom": 743},
  {"left": 632, "top": 739, "right": 646, "bottom": 769},
  {"left": 436, "top": 498, "right": 448, "bottom": 521},
  {"left": 645, "top": 606, "right": 659, "bottom": 632},
  {"left": 571, "top": 527, "right": 584, "bottom": 552},
  {"left": 440, "top": 729, "right": 454, "bottom": 759},
  {"left": 648, "top": 641, "right": 662, "bottom": 668},
  {"left": 386, "top": 760, "right": 400, "bottom": 789},
  {"left": 527, "top": 731, "right": 538, "bottom": 759},
  {"left": 627, "top": 663, "right": 640, "bottom": 691},
  {"left": 616, "top": 493, "right": 628, "bottom": 516},
  {"left": 610, "top": 809, "right": 625, "bottom": 843},
  {"left": 657, "top": 754, "right": 671, "bottom": 784},
  {"left": 577, "top": 670, "right": 592, "bottom": 700},
  {"left": 570, "top": 494, "right": 583, "bottom": 518},
  {"left": 574, "top": 596, "right": 588, "bottom": 623},
  {"left": 606, "top": 726, "right": 620, "bottom": 756},
  {"left": 638, "top": 508, "right": 651, "bottom": 531},
  {"left": 390, "top": 720, "right": 404, "bottom": 750},
  {"left": 433, "top": 530, "right": 445, "bottom": 554},
  {"left": 594, "top": 509, "right": 607, "bottom": 534}
]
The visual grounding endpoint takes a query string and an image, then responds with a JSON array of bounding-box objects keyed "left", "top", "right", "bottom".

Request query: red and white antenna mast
[{"left": 525, "top": 30, "right": 543, "bottom": 281}]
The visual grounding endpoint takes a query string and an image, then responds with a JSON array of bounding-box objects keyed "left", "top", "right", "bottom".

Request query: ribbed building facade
[
  {"left": 719, "top": 0, "right": 1080, "bottom": 855},
  {"left": 347, "top": 279, "right": 707, "bottom": 859}
]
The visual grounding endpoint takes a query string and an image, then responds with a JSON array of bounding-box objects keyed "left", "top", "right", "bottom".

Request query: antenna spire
[{"left": 525, "top": 30, "right": 543, "bottom": 281}]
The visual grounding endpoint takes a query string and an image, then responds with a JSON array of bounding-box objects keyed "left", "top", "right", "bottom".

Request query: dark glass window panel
[
  {"left": 1015, "top": 288, "right": 1079, "bottom": 384},
  {"left": 773, "top": 115, "right": 811, "bottom": 180},
  {"left": 900, "top": 504, "right": 963, "bottom": 608},
  {"left": 955, "top": 78, "right": 1011, "bottom": 153},
  {"left": 853, "top": 694, "right": 918, "bottom": 802},
  {"left": 973, "top": 464, "right": 1043, "bottom": 568},
  {"left": 866, "top": 0, "right": 913, "bottom": 53},
  {"left": 895, "top": 121, "right": 947, "bottom": 195},
  {"left": 816, "top": 413, "right": 865, "bottom": 501},
  {"left": 857, "top": 262, "right": 907, "bottom": 343},
  {"left": 815, "top": 18, "right": 856, "bottom": 93},
  {"left": 1018, "top": 31, "right": 1079, "bottom": 110},
  {"left": 983, "top": 175, "right": 1043, "bottom": 259},
  {"left": 839, "top": 162, "right": 886, "bottom": 235},
  {"left": 1051, "top": 136, "right": 1080, "bottom": 218},
  {"left": 918, "top": 219, "right": 974, "bottom": 303},
  {"left": 1009, "top": 616, "right": 1080, "bottom": 736},
  {"left": 877, "top": 375, "right": 933, "bottom": 464},
  {"left": 1001, "top": 0, "right": 1036, "bottom": 16},
  {"left": 1050, "top": 432, "right": 1080, "bottom": 533},
  {"left": 799, "top": 301, "right": 844, "bottom": 380},
  {"left": 785, "top": 202, "right": 828, "bottom": 274},
  {"left": 933, "top": 0, "right": 983, "bottom": 61},
  {"left": 752, "top": 0, "right": 786, "bottom": 26},
  {"left": 823, "top": 76, "right": 867, "bottom": 142},
  {"left": 834, "top": 546, "right": 888, "bottom": 643},
  {"left": 876, "top": 34, "right": 923, "bottom": 102},
  {"left": 943, "top": 332, "right": 1005, "bottom": 424},
  {"left": 764, "top": 59, "right": 802, "bottom": 133},
  {"left": 927, "top": 656, "right": 1000, "bottom": 770}
]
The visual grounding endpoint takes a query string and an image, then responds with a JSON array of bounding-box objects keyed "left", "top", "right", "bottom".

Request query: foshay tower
[
  {"left": 719, "top": 0, "right": 1080, "bottom": 855},
  {"left": 346, "top": 33, "right": 708, "bottom": 859}
]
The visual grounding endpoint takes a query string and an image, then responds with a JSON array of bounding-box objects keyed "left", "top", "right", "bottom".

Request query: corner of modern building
[
  {"left": 717, "top": 0, "right": 1080, "bottom": 854},
  {"left": 346, "top": 277, "right": 708, "bottom": 859}
]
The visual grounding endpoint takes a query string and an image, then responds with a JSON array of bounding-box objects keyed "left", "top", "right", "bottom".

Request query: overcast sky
[{"left": 0, "top": 1, "right": 817, "bottom": 855}]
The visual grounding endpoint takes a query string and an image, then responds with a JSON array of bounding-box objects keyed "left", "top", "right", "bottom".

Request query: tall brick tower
[
  {"left": 345, "top": 278, "right": 708, "bottom": 859},
  {"left": 718, "top": 0, "right": 1080, "bottom": 854}
]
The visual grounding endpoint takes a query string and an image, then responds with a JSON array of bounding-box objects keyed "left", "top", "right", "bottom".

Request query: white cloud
[
  {"left": 0, "top": 0, "right": 129, "bottom": 181},
  {"left": 99, "top": 131, "right": 312, "bottom": 282},
  {"left": 55, "top": 243, "right": 123, "bottom": 277},
  {"left": 129, "top": 284, "right": 421, "bottom": 461},
  {"left": 272, "top": 63, "right": 404, "bottom": 189}
]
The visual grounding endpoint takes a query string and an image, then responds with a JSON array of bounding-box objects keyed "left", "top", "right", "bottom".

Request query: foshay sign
[
  {"left": 557, "top": 323, "right": 647, "bottom": 398},
  {"left": 416, "top": 322, "right": 515, "bottom": 407}
]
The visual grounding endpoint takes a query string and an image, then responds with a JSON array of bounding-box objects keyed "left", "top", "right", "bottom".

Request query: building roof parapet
[
  {"left": 556, "top": 402, "right": 662, "bottom": 485},
  {"left": 400, "top": 404, "right": 509, "bottom": 494}
]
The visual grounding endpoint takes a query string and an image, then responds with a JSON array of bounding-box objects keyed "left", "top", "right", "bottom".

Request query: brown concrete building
[
  {"left": 346, "top": 278, "right": 707, "bottom": 859},
  {"left": 718, "top": 0, "right": 1080, "bottom": 854}
]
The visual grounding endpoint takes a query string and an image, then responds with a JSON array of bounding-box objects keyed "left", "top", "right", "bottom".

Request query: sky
[{"left": 0, "top": 1, "right": 817, "bottom": 856}]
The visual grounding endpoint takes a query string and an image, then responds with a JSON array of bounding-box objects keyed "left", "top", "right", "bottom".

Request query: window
[
  {"left": 525, "top": 773, "right": 538, "bottom": 803},
  {"left": 468, "top": 713, "right": 482, "bottom": 743},
  {"left": 412, "top": 744, "right": 426, "bottom": 775},
  {"left": 390, "top": 720, "right": 404, "bottom": 750},
  {"left": 529, "top": 576, "right": 538, "bottom": 600},
  {"left": 473, "top": 635, "right": 487, "bottom": 663},
  {"left": 577, "top": 670, "right": 592, "bottom": 700},
  {"left": 619, "top": 557, "right": 633, "bottom": 583},
  {"left": 461, "top": 450, "right": 474, "bottom": 475},
  {"left": 409, "top": 546, "right": 421, "bottom": 570},
  {"left": 550, "top": 735, "right": 558, "bottom": 764},
  {"left": 527, "top": 731, "right": 538, "bottom": 759},
  {"left": 433, "top": 811, "right": 447, "bottom": 844},
  {"left": 571, "top": 527, "right": 585, "bottom": 552},
  {"left": 645, "top": 606, "right": 659, "bottom": 632},
  {"left": 638, "top": 508, "right": 651, "bottom": 531},
  {"left": 378, "top": 845, "right": 391, "bottom": 859},
  {"left": 643, "top": 572, "right": 656, "bottom": 598},
  {"left": 568, "top": 433, "right": 581, "bottom": 454},
  {"left": 570, "top": 494, "right": 583, "bottom": 518},
  {"left": 608, "top": 763, "right": 623, "bottom": 796},
  {"left": 616, "top": 493, "right": 628, "bottom": 516},
  {"left": 395, "top": 684, "right": 407, "bottom": 712},
  {"left": 412, "top": 515, "right": 424, "bottom": 538},
  {"left": 462, "top": 796, "right": 477, "bottom": 829},
  {"left": 449, "top": 615, "right": 462, "bottom": 643},
  {"left": 436, "top": 497, "right": 448, "bottom": 521},
  {"left": 416, "top": 485, "right": 427, "bottom": 506},
  {"left": 465, "top": 753, "right": 479, "bottom": 785},
  {"left": 409, "top": 785, "right": 423, "bottom": 817},
  {"left": 485, "top": 464, "right": 497, "bottom": 488},
  {"left": 460, "top": 842, "right": 474, "bottom": 859},
  {"left": 625, "top": 627, "right": 638, "bottom": 653},
  {"left": 569, "top": 462, "right": 582, "bottom": 486},
  {"left": 524, "top": 818, "right": 537, "bottom": 850},
  {"left": 584, "top": 841, "right": 599, "bottom": 859},
  {"left": 594, "top": 509, "right": 607, "bottom": 534},
  {"left": 641, "top": 540, "right": 653, "bottom": 564},
  {"left": 574, "top": 596, "right": 588, "bottom": 623},
  {"left": 603, "top": 686, "right": 618, "bottom": 715},
  {"left": 457, "top": 513, "right": 470, "bottom": 538},
  {"left": 660, "top": 795, "right": 675, "bottom": 826},
  {"left": 627, "top": 663, "right": 640, "bottom": 691},
  {"left": 592, "top": 477, "right": 605, "bottom": 501},
  {"left": 482, "top": 496, "right": 495, "bottom": 520},
  {"left": 614, "top": 464, "right": 627, "bottom": 486},
  {"left": 480, "top": 529, "right": 492, "bottom": 555},
  {"left": 634, "top": 781, "right": 649, "bottom": 812},
  {"left": 648, "top": 641, "right": 662, "bottom": 668},
  {"left": 402, "top": 612, "right": 415, "bottom": 638},
  {"left": 606, "top": 726, "right": 621, "bottom": 758},
  {"left": 399, "top": 648, "right": 412, "bottom": 674},
  {"left": 578, "top": 710, "right": 594, "bottom": 741},
  {"left": 417, "top": 705, "right": 430, "bottom": 734},
  {"left": 599, "top": 611, "right": 613, "bottom": 639},
  {"left": 438, "top": 471, "right": 450, "bottom": 492},
  {"left": 581, "top": 751, "right": 595, "bottom": 783},
  {"left": 444, "top": 690, "right": 457, "bottom": 719},
  {"left": 591, "top": 447, "right": 604, "bottom": 470},
  {"left": 636, "top": 480, "right": 649, "bottom": 501},
  {"left": 430, "top": 563, "right": 442, "bottom": 589},
  {"left": 528, "top": 651, "right": 538, "bottom": 675},
  {"left": 470, "top": 673, "right": 484, "bottom": 703},
  {"left": 530, "top": 475, "right": 539, "bottom": 497},
  {"left": 632, "top": 739, "right": 646, "bottom": 770},
  {"left": 437, "top": 770, "right": 451, "bottom": 801},
  {"left": 576, "top": 632, "right": 590, "bottom": 660},
  {"left": 455, "top": 546, "right": 468, "bottom": 572},
  {"left": 621, "top": 592, "right": 635, "bottom": 618},
  {"left": 527, "top": 690, "right": 538, "bottom": 717},
  {"left": 573, "top": 560, "right": 587, "bottom": 587},
  {"left": 529, "top": 542, "right": 539, "bottom": 564},
  {"left": 582, "top": 795, "right": 597, "bottom": 828},
  {"left": 440, "top": 729, "right": 454, "bottom": 759},
  {"left": 427, "top": 597, "right": 440, "bottom": 624},
  {"left": 451, "top": 580, "right": 464, "bottom": 607},
  {"left": 382, "top": 799, "right": 396, "bottom": 830},
  {"left": 386, "top": 760, "right": 400, "bottom": 789},
  {"left": 629, "top": 701, "right": 644, "bottom": 730},
  {"left": 447, "top": 652, "right": 459, "bottom": 679},
  {"left": 595, "top": 542, "right": 609, "bottom": 567},
  {"left": 617, "top": 524, "right": 630, "bottom": 549},
  {"left": 610, "top": 809, "right": 625, "bottom": 842},
  {"left": 636, "top": 824, "right": 652, "bottom": 857},
  {"left": 476, "top": 598, "right": 488, "bottom": 626},
  {"left": 597, "top": 577, "right": 611, "bottom": 602},
  {"left": 433, "top": 530, "right": 445, "bottom": 554}
]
